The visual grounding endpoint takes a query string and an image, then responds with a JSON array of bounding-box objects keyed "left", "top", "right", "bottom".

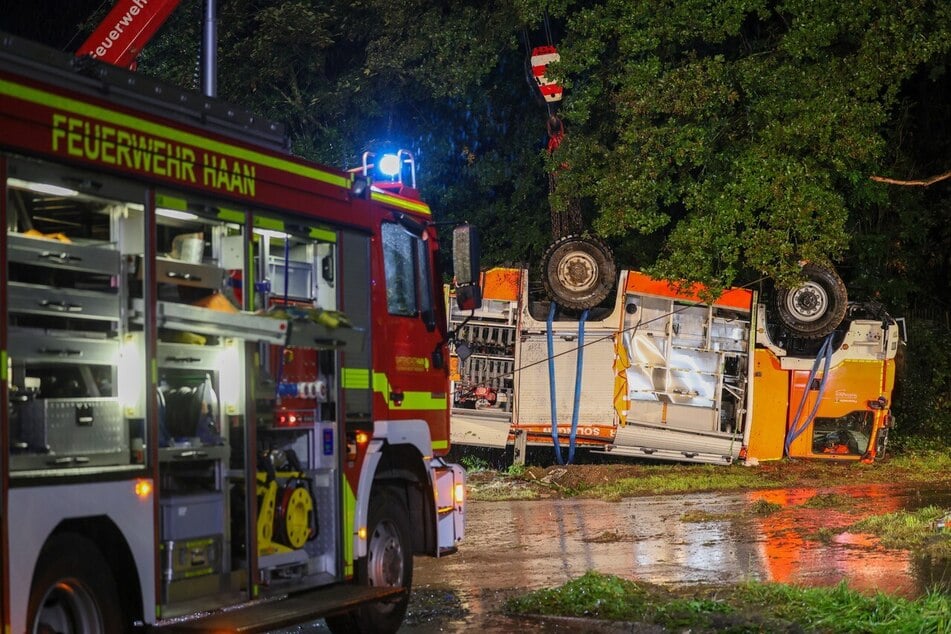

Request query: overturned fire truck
[{"left": 449, "top": 266, "right": 901, "bottom": 465}]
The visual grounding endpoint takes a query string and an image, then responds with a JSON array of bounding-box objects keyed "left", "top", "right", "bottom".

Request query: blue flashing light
[{"left": 378, "top": 153, "right": 401, "bottom": 177}]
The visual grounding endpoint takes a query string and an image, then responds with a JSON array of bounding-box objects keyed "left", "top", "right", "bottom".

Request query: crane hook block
[{"left": 531, "top": 46, "right": 564, "bottom": 103}]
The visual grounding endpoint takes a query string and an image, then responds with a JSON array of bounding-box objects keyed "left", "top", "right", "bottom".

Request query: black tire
[
  {"left": 774, "top": 263, "right": 848, "bottom": 339},
  {"left": 325, "top": 489, "right": 413, "bottom": 634},
  {"left": 28, "top": 533, "right": 126, "bottom": 634},
  {"left": 541, "top": 235, "right": 617, "bottom": 310}
]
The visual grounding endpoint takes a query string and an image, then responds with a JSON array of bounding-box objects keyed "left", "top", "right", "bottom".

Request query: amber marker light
[
  {"left": 134, "top": 479, "right": 153, "bottom": 499},
  {"left": 355, "top": 431, "right": 369, "bottom": 445},
  {"left": 454, "top": 482, "right": 465, "bottom": 505},
  {"left": 358, "top": 527, "right": 367, "bottom": 540}
]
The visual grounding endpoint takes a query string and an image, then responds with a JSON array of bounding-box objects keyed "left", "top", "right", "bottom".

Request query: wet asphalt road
[{"left": 283, "top": 483, "right": 951, "bottom": 632}]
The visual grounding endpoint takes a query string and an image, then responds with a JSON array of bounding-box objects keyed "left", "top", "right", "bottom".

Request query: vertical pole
[
  {"left": 201, "top": 0, "right": 217, "bottom": 98},
  {"left": 0, "top": 156, "right": 10, "bottom": 631}
]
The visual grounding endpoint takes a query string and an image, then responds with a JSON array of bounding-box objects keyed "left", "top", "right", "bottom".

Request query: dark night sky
[{"left": 0, "top": 0, "right": 107, "bottom": 51}]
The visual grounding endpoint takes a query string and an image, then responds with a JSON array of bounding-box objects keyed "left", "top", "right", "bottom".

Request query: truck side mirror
[{"left": 452, "top": 224, "right": 482, "bottom": 311}]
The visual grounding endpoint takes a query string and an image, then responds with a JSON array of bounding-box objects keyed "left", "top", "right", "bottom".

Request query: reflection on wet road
[
  {"left": 405, "top": 483, "right": 950, "bottom": 632},
  {"left": 278, "top": 484, "right": 950, "bottom": 632}
]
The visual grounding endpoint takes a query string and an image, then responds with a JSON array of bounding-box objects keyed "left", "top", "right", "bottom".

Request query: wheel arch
[
  {"left": 23, "top": 515, "right": 144, "bottom": 628},
  {"left": 37, "top": 516, "right": 144, "bottom": 624},
  {"left": 373, "top": 441, "right": 435, "bottom": 556},
  {"left": 353, "top": 420, "right": 438, "bottom": 559}
]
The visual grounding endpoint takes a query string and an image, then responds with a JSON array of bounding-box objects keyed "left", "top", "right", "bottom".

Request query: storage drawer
[
  {"left": 12, "top": 397, "right": 129, "bottom": 466},
  {"left": 153, "top": 257, "right": 225, "bottom": 290},
  {"left": 157, "top": 341, "right": 226, "bottom": 370},
  {"left": 8, "top": 329, "right": 119, "bottom": 364},
  {"left": 7, "top": 233, "right": 120, "bottom": 276},
  {"left": 161, "top": 535, "right": 223, "bottom": 580},
  {"left": 161, "top": 493, "right": 225, "bottom": 540},
  {"left": 8, "top": 282, "right": 120, "bottom": 322}
]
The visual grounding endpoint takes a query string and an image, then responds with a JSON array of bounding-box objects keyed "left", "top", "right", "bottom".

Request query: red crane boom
[{"left": 76, "top": 0, "right": 180, "bottom": 69}]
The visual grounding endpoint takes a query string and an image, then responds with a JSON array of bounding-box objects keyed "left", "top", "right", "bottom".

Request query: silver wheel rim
[
  {"left": 786, "top": 280, "right": 828, "bottom": 323},
  {"left": 555, "top": 249, "right": 599, "bottom": 294},
  {"left": 35, "top": 579, "right": 102, "bottom": 634},
  {"left": 367, "top": 519, "right": 404, "bottom": 588}
]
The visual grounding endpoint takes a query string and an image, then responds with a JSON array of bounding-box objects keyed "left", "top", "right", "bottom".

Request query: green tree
[
  {"left": 60, "top": 0, "right": 951, "bottom": 296},
  {"left": 517, "top": 0, "right": 951, "bottom": 293}
]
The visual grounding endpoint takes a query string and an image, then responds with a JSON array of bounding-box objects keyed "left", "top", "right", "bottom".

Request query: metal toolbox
[
  {"left": 161, "top": 535, "right": 223, "bottom": 580},
  {"left": 13, "top": 397, "right": 129, "bottom": 466},
  {"left": 160, "top": 492, "right": 225, "bottom": 540}
]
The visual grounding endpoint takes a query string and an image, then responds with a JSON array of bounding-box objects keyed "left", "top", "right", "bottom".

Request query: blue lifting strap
[
  {"left": 567, "top": 309, "right": 589, "bottom": 464},
  {"left": 546, "top": 302, "right": 564, "bottom": 464},
  {"left": 547, "top": 303, "right": 590, "bottom": 465},
  {"left": 784, "top": 333, "right": 835, "bottom": 456}
]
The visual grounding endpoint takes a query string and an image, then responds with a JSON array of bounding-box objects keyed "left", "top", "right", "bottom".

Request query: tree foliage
[
  {"left": 131, "top": 0, "right": 951, "bottom": 298},
  {"left": 524, "top": 0, "right": 951, "bottom": 292}
]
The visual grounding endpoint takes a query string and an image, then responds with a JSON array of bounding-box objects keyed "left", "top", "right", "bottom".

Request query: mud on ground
[{"left": 465, "top": 453, "right": 951, "bottom": 501}]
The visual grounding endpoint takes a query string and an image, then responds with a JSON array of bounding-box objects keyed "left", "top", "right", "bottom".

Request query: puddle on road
[{"left": 406, "top": 483, "right": 950, "bottom": 632}]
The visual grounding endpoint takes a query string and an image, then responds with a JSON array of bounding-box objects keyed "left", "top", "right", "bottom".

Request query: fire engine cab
[{"left": 0, "top": 31, "right": 480, "bottom": 633}]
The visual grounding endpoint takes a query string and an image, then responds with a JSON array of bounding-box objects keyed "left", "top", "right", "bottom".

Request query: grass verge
[
  {"left": 849, "top": 505, "right": 951, "bottom": 558},
  {"left": 464, "top": 448, "right": 951, "bottom": 502},
  {"left": 505, "top": 571, "right": 951, "bottom": 633}
]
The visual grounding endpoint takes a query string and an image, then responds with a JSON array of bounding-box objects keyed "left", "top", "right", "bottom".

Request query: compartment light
[
  {"left": 253, "top": 227, "right": 291, "bottom": 241},
  {"left": 219, "top": 340, "right": 240, "bottom": 412},
  {"left": 156, "top": 208, "right": 199, "bottom": 221},
  {"left": 118, "top": 334, "right": 144, "bottom": 415},
  {"left": 8, "top": 178, "right": 78, "bottom": 197}
]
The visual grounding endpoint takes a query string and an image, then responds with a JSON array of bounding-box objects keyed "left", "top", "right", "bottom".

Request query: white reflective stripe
[{"left": 531, "top": 52, "right": 560, "bottom": 68}]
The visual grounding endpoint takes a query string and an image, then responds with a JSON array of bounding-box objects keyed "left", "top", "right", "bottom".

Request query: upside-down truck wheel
[
  {"left": 541, "top": 235, "right": 617, "bottom": 310},
  {"left": 28, "top": 533, "right": 126, "bottom": 634},
  {"left": 774, "top": 263, "right": 848, "bottom": 339},
  {"left": 325, "top": 489, "right": 412, "bottom": 634}
]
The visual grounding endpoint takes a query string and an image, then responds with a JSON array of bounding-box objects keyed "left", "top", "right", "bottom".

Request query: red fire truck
[
  {"left": 1, "top": 31, "right": 480, "bottom": 633},
  {"left": 450, "top": 268, "right": 900, "bottom": 465}
]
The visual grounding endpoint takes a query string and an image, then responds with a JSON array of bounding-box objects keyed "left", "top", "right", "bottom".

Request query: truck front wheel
[
  {"left": 28, "top": 533, "right": 125, "bottom": 634},
  {"left": 326, "top": 489, "right": 412, "bottom": 634}
]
